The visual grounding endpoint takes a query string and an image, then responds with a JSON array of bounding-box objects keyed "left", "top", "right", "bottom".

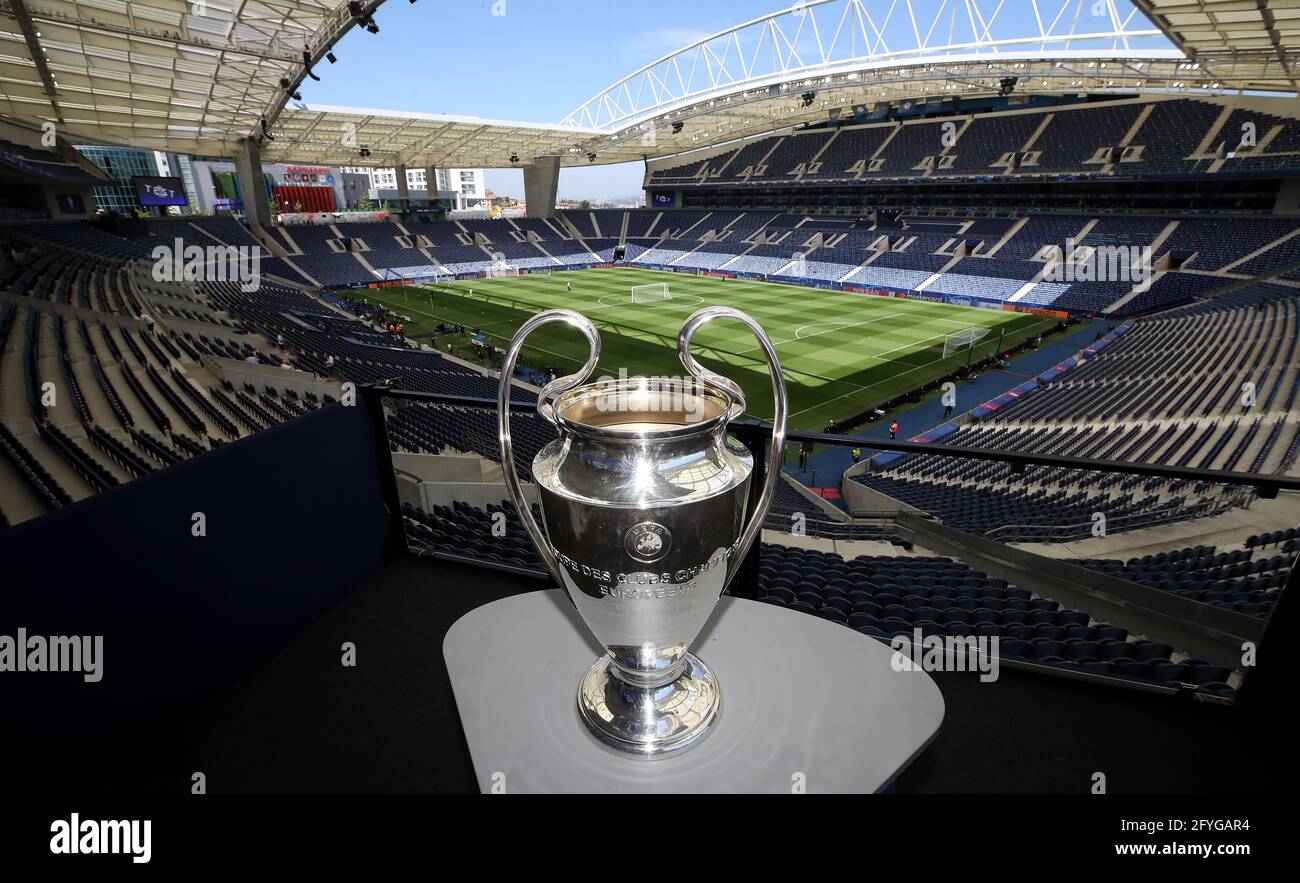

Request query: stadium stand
[
  {"left": 0, "top": 222, "right": 536, "bottom": 528},
  {"left": 852, "top": 286, "right": 1300, "bottom": 541},
  {"left": 755, "top": 543, "right": 1237, "bottom": 696},
  {"left": 11, "top": 202, "right": 1293, "bottom": 325},
  {"left": 648, "top": 97, "right": 1300, "bottom": 186},
  {"left": 201, "top": 201, "right": 1245, "bottom": 318},
  {"left": 1076, "top": 534, "right": 1295, "bottom": 621}
]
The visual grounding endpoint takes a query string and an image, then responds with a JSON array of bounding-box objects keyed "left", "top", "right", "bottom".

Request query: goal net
[
  {"left": 631, "top": 282, "right": 671, "bottom": 303},
  {"left": 486, "top": 263, "right": 519, "bottom": 278},
  {"left": 942, "top": 326, "right": 991, "bottom": 359}
]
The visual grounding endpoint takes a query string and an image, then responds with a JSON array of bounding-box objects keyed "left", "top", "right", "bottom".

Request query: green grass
[{"left": 354, "top": 268, "right": 1057, "bottom": 431}]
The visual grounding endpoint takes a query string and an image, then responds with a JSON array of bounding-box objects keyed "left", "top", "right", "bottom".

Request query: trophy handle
[
  {"left": 677, "top": 306, "right": 788, "bottom": 573},
  {"left": 498, "top": 309, "right": 602, "bottom": 584}
]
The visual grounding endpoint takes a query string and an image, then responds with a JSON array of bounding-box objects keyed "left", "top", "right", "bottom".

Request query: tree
[{"left": 579, "top": 200, "right": 591, "bottom": 210}]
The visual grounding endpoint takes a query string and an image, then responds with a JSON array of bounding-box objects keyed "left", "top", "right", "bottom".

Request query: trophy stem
[
  {"left": 607, "top": 656, "right": 688, "bottom": 690},
  {"left": 577, "top": 653, "right": 721, "bottom": 758}
]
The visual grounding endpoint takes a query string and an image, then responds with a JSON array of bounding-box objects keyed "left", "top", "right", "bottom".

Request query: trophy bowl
[{"left": 499, "top": 306, "right": 787, "bottom": 757}]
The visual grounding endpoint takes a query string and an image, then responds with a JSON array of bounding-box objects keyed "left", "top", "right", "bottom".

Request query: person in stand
[
  {"left": 276, "top": 332, "right": 285, "bottom": 350},
  {"left": 889, "top": 419, "right": 899, "bottom": 440},
  {"left": 396, "top": 322, "right": 404, "bottom": 339},
  {"left": 798, "top": 446, "right": 807, "bottom": 471},
  {"left": 325, "top": 354, "right": 335, "bottom": 370},
  {"left": 944, "top": 401, "right": 955, "bottom": 419}
]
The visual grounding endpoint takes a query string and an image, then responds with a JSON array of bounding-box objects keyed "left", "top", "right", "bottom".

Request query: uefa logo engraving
[{"left": 624, "top": 521, "right": 673, "bottom": 564}]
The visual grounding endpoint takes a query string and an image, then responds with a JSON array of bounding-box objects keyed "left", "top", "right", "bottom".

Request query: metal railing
[
  {"left": 982, "top": 493, "right": 1255, "bottom": 544},
  {"left": 763, "top": 516, "right": 901, "bottom": 544}
]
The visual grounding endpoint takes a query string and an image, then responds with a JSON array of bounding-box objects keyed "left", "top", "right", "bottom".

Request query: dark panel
[{"left": 0, "top": 404, "right": 393, "bottom": 735}]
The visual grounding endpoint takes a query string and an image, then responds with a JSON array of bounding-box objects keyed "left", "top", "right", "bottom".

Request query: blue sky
[{"left": 302, "top": 0, "right": 804, "bottom": 200}]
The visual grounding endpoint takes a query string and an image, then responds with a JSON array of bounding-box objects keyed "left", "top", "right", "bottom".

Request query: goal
[
  {"left": 941, "top": 326, "right": 991, "bottom": 359},
  {"left": 486, "top": 264, "right": 519, "bottom": 278},
  {"left": 631, "top": 282, "right": 671, "bottom": 303}
]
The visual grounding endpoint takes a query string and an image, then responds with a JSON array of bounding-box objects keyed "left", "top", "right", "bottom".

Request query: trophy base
[{"left": 577, "top": 652, "right": 721, "bottom": 758}]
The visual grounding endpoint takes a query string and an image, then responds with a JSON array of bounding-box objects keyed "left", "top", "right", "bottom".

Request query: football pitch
[{"left": 363, "top": 268, "right": 1058, "bottom": 431}]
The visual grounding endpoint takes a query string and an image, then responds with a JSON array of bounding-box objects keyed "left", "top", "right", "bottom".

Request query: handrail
[{"left": 982, "top": 499, "right": 1246, "bottom": 544}]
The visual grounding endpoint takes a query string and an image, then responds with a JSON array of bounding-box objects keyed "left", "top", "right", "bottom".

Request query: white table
[{"left": 444, "top": 589, "right": 945, "bottom": 793}]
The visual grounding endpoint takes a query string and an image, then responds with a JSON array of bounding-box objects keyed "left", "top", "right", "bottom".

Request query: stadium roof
[
  {"left": 0, "top": 0, "right": 365, "bottom": 156},
  {"left": 3, "top": 0, "right": 1300, "bottom": 169},
  {"left": 264, "top": 105, "right": 610, "bottom": 170},
  {"left": 1131, "top": 0, "right": 1300, "bottom": 59}
]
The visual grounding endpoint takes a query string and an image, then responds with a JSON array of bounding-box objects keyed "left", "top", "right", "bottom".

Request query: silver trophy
[{"left": 498, "top": 306, "right": 787, "bottom": 757}]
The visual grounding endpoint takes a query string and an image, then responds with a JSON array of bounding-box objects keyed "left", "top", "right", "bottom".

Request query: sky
[{"left": 301, "top": 0, "right": 801, "bottom": 201}]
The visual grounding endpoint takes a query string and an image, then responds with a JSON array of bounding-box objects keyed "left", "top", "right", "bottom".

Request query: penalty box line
[
  {"left": 786, "top": 317, "right": 1042, "bottom": 419},
  {"left": 733, "top": 305, "right": 997, "bottom": 355}
]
